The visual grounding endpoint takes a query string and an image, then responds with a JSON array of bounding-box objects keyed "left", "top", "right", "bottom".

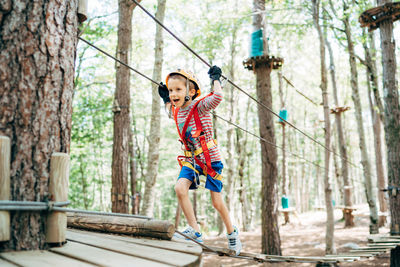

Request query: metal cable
[
  {"left": 58, "top": 207, "right": 152, "bottom": 220},
  {"left": 78, "top": 37, "right": 160, "bottom": 86},
  {"left": 0, "top": 201, "right": 151, "bottom": 220},
  {"left": 130, "top": 0, "right": 361, "bottom": 169}
]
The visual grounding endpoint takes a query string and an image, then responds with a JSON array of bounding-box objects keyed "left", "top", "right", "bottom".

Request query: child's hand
[
  {"left": 208, "top": 65, "right": 222, "bottom": 83},
  {"left": 158, "top": 82, "right": 170, "bottom": 104}
]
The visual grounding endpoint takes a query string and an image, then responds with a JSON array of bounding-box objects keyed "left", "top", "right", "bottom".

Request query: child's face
[{"left": 168, "top": 78, "right": 196, "bottom": 108}]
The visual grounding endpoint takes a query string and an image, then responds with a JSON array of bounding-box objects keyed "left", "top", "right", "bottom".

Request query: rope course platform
[
  {"left": 359, "top": 2, "right": 400, "bottom": 31},
  {"left": 243, "top": 55, "right": 284, "bottom": 72},
  {"left": 330, "top": 106, "right": 350, "bottom": 114}
]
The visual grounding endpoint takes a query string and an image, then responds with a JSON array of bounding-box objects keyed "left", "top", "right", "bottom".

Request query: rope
[
  {"left": 55, "top": 207, "right": 152, "bottom": 220},
  {"left": 129, "top": 0, "right": 362, "bottom": 170}
]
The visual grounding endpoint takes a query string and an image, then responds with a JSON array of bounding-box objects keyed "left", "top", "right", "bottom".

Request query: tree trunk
[
  {"left": 252, "top": 0, "right": 281, "bottom": 255},
  {"left": 278, "top": 71, "right": 288, "bottom": 197},
  {"left": 342, "top": 2, "right": 379, "bottom": 234},
  {"left": 129, "top": 127, "right": 139, "bottom": 214},
  {"left": 225, "top": 7, "right": 239, "bottom": 216},
  {"left": 112, "top": 0, "right": 140, "bottom": 214},
  {"left": 141, "top": 0, "right": 166, "bottom": 217},
  {"left": 325, "top": 30, "right": 353, "bottom": 227},
  {"left": 376, "top": 0, "right": 400, "bottom": 236},
  {"left": 0, "top": 0, "right": 78, "bottom": 250},
  {"left": 236, "top": 100, "right": 251, "bottom": 231},
  {"left": 312, "top": 0, "right": 336, "bottom": 254},
  {"left": 361, "top": 29, "right": 388, "bottom": 227}
]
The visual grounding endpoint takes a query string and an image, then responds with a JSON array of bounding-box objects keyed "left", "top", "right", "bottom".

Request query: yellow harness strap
[
  {"left": 184, "top": 139, "right": 218, "bottom": 158},
  {"left": 179, "top": 160, "right": 223, "bottom": 181}
]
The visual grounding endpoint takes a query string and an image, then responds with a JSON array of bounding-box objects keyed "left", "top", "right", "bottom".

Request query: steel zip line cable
[
  {"left": 129, "top": 0, "right": 361, "bottom": 170},
  {"left": 79, "top": 37, "right": 333, "bottom": 173}
]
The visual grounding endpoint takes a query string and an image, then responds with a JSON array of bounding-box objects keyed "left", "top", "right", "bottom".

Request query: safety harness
[{"left": 173, "top": 95, "right": 222, "bottom": 187}]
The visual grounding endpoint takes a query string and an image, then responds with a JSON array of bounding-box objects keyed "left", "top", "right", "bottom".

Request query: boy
[{"left": 158, "top": 66, "right": 242, "bottom": 255}]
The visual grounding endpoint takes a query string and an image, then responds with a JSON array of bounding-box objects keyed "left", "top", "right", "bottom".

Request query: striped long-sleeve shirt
[{"left": 175, "top": 92, "right": 223, "bottom": 163}]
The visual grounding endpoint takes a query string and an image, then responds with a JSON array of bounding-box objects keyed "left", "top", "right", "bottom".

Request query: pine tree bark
[
  {"left": 0, "top": 0, "right": 78, "bottom": 250},
  {"left": 325, "top": 31, "right": 353, "bottom": 227},
  {"left": 112, "top": 0, "right": 140, "bottom": 214},
  {"left": 129, "top": 127, "right": 138, "bottom": 214},
  {"left": 141, "top": 0, "right": 166, "bottom": 217},
  {"left": 376, "top": 0, "right": 400, "bottom": 236},
  {"left": 342, "top": 1, "right": 379, "bottom": 234},
  {"left": 253, "top": 0, "right": 281, "bottom": 255},
  {"left": 312, "top": 0, "right": 336, "bottom": 254}
]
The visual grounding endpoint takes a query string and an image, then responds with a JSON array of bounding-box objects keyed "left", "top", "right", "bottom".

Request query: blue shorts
[{"left": 178, "top": 161, "right": 224, "bottom": 192}]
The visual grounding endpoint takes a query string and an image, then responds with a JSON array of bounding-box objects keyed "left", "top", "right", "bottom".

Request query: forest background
[{"left": 71, "top": 0, "right": 399, "bottom": 233}]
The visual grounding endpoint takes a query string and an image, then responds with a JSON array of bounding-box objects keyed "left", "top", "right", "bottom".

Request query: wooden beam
[
  {"left": 67, "top": 212, "right": 175, "bottom": 240},
  {"left": 0, "top": 136, "right": 10, "bottom": 242},
  {"left": 46, "top": 153, "right": 70, "bottom": 245}
]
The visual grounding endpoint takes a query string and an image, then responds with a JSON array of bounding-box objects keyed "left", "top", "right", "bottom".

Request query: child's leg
[
  {"left": 210, "top": 191, "right": 234, "bottom": 234},
  {"left": 175, "top": 178, "right": 201, "bottom": 232}
]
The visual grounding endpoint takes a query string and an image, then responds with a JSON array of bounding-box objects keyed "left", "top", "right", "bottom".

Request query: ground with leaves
[{"left": 201, "top": 204, "right": 390, "bottom": 266}]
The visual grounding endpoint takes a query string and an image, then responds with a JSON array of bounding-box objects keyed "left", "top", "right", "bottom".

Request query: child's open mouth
[{"left": 173, "top": 99, "right": 179, "bottom": 104}]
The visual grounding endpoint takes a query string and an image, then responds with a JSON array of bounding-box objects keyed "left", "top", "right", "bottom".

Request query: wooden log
[
  {"left": 67, "top": 212, "right": 175, "bottom": 240},
  {"left": 46, "top": 153, "right": 70, "bottom": 245},
  {"left": 0, "top": 136, "right": 11, "bottom": 242}
]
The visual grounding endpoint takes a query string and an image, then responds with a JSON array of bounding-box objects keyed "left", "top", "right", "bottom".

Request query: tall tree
[
  {"left": 141, "top": 0, "right": 166, "bottom": 217},
  {"left": 312, "top": 0, "right": 336, "bottom": 254},
  {"left": 341, "top": 0, "right": 379, "bottom": 233},
  {"left": 0, "top": 0, "right": 78, "bottom": 250},
  {"left": 360, "top": 29, "right": 388, "bottom": 227},
  {"left": 252, "top": 0, "right": 281, "bottom": 255},
  {"left": 376, "top": 0, "right": 400, "bottom": 236},
  {"left": 325, "top": 26, "right": 354, "bottom": 227},
  {"left": 112, "top": 0, "right": 141, "bottom": 213}
]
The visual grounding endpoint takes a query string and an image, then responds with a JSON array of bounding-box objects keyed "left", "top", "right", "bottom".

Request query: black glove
[
  {"left": 158, "top": 82, "right": 170, "bottom": 104},
  {"left": 208, "top": 65, "right": 222, "bottom": 83}
]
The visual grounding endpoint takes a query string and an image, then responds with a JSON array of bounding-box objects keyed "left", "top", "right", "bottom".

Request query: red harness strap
[{"left": 173, "top": 96, "right": 219, "bottom": 180}]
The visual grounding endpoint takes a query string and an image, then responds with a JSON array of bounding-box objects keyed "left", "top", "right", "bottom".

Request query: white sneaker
[
  {"left": 227, "top": 226, "right": 242, "bottom": 256},
  {"left": 174, "top": 226, "right": 203, "bottom": 243}
]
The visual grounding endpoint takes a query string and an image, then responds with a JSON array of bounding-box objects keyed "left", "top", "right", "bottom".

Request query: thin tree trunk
[
  {"left": 376, "top": 0, "right": 400, "bottom": 236},
  {"left": 0, "top": 0, "right": 78, "bottom": 250},
  {"left": 225, "top": 3, "right": 239, "bottom": 216},
  {"left": 278, "top": 71, "right": 288, "bottom": 197},
  {"left": 236, "top": 100, "right": 251, "bottom": 231},
  {"left": 325, "top": 29, "right": 354, "bottom": 227},
  {"left": 141, "top": 0, "right": 166, "bottom": 217},
  {"left": 312, "top": 0, "right": 336, "bottom": 254},
  {"left": 342, "top": 1, "right": 379, "bottom": 234},
  {"left": 253, "top": 0, "right": 281, "bottom": 255},
  {"left": 129, "top": 127, "right": 138, "bottom": 214},
  {"left": 361, "top": 29, "right": 388, "bottom": 227},
  {"left": 112, "top": 0, "right": 139, "bottom": 214}
]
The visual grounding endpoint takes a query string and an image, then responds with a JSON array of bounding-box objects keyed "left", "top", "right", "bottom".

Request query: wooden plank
[
  {"left": 68, "top": 229, "right": 202, "bottom": 256},
  {"left": 46, "top": 153, "right": 69, "bottom": 244},
  {"left": 66, "top": 230, "right": 200, "bottom": 266},
  {"left": 0, "top": 136, "right": 10, "bottom": 242},
  {"left": 0, "top": 258, "right": 18, "bottom": 267},
  {"left": 0, "top": 250, "right": 94, "bottom": 267},
  {"left": 51, "top": 241, "right": 170, "bottom": 267}
]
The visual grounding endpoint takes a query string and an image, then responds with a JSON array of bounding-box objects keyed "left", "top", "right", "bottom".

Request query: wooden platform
[{"left": 0, "top": 229, "right": 202, "bottom": 267}]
